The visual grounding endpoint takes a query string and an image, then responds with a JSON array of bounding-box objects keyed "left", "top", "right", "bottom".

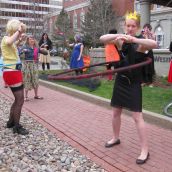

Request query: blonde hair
[
  {"left": 25, "top": 35, "right": 38, "bottom": 47},
  {"left": 6, "top": 19, "right": 26, "bottom": 35},
  {"left": 125, "top": 11, "right": 140, "bottom": 26}
]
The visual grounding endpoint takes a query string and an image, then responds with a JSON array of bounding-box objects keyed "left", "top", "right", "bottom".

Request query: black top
[
  {"left": 118, "top": 42, "right": 146, "bottom": 82},
  {"left": 39, "top": 39, "right": 52, "bottom": 50}
]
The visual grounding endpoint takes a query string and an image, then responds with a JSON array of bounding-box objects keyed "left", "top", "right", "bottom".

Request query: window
[
  {"left": 156, "top": 5, "right": 161, "bottom": 9},
  {"left": 73, "top": 13, "right": 77, "bottom": 30},
  {"left": 155, "top": 26, "right": 164, "bottom": 48},
  {"left": 80, "top": 11, "right": 85, "bottom": 28}
]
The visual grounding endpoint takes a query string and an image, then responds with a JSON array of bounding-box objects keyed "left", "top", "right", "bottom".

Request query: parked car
[{"left": 50, "top": 48, "right": 58, "bottom": 56}]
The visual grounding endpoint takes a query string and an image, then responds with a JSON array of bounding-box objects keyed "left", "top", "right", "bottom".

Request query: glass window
[
  {"left": 155, "top": 26, "right": 164, "bottom": 48},
  {"left": 73, "top": 13, "right": 77, "bottom": 30},
  {"left": 80, "top": 12, "right": 85, "bottom": 28}
]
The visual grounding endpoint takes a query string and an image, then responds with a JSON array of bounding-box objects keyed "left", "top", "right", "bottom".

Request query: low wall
[
  {"left": 153, "top": 49, "right": 172, "bottom": 76},
  {"left": 89, "top": 48, "right": 172, "bottom": 76}
]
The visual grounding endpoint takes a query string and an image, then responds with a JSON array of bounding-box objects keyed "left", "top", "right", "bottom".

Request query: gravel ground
[{"left": 0, "top": 94, "right": 106, "bottom": 172}]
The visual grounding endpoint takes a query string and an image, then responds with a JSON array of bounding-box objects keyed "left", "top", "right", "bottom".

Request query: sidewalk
[
  {"left": 1, "top": 83, "right": 172, "bottom": 172},
  {"left": 38, "top": 56, "right": 69, "bottom": 71}
]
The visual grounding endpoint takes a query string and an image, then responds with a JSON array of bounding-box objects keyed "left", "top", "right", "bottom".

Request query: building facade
[
  {"left": 135, "top": 0, "right": 172, "bottom": 49},
  {"left": 63, "top": 0, "right": 90, "bottom": 33},
  {"left": 0, "top": 0, "right": 62, "bottom": 39}
]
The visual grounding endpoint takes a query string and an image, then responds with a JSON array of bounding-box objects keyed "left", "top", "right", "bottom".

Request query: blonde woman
[
  {"left": 20, "top": 35, "right": 47, "bottom": 101},
  {"left": 100, "top": 12, "right": 157, "bottom": 164},
  {"left": 1, "top": 19, "right": 29, "bottom": 135}
]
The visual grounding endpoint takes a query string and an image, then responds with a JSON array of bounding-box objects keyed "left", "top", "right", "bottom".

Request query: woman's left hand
[{"left": 115, "top": 35, "right": 135, "bottom": 43}]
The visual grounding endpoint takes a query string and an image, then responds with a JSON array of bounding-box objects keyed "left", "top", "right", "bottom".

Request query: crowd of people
[{"left": 0, "top": 10, "right": 172, "bottom": 166}]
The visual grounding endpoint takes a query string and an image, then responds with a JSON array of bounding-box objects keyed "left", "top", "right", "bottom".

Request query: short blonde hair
[{"left": 6, "top": 19, "right": 26, "bottom": 35}]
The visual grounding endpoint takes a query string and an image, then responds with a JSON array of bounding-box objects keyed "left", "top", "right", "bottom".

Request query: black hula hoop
[{"left": 48, "top": 57, "right": 152, "bottom": 81}]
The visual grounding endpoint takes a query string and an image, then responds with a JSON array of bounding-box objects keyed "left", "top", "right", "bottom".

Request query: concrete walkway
[{"left": 1, "top": 82, "right": 172, "bottom": 172}]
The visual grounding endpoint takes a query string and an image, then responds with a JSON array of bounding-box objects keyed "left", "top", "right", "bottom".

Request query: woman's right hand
[{"left": 18, "top": 23, "right": 26, "bottom": 33}]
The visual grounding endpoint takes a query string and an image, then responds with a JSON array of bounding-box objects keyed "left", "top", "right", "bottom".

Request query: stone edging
[{"left": 39, "top": 79, "right": 172, "bottom": 130}]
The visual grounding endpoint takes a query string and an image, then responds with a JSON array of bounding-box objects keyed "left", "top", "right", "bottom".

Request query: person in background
[
  {"left": 1, "top": 19, "right": 29, "bottom": 135},
  {"left": 167, "top": 41, "right": 172, "bottom": 82},
  {"left": 69, "top": 34, "right": 84, "bottom": 75},
  {"left": 141, "top": 23, "right": 156, "bottom": 87},
  {"left": 20, "top": 35, "right": 47, "bottom": 101},
  {"left": 39, "top": 33, "right": 52, "bottom": 70},
  {"left": 100, "top": 11, "right": 157, "bottom": 164},
  {"left": 169, "top": 41, "right": 172, "bottom": 52},
  {"left": 105, "top": 29, "right": 120, "bottom": 81}
]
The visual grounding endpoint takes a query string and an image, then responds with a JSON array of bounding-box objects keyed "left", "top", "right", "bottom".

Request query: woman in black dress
[{"left": 100, "top": 12, "right": 157, "bottom": 164}]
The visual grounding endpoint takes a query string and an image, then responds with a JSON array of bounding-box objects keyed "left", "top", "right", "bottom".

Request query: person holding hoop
[
  {"left": 1, "top": 19, "right": 29, "bottom": 135},
  {"left": 100, "top": 11, "right": 157, "bottom": 164}
]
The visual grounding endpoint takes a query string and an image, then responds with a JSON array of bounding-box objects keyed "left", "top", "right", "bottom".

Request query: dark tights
[
  {"left": 75, "top": 69, "right": 83, "bottom": 75},
  {"left": 42, "top": 63, "right": 50, "bottom": 70},
  {"left": 8, "top": 88, "right": 24, "bottom": 126}
]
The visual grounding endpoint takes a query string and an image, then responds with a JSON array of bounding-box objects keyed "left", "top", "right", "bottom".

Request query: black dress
[
  {"left": 142, "top": 50, "right": 155, "bottom": 83},
  {"left": 111, "top": 42, "right": 146, "bottom": 112}
]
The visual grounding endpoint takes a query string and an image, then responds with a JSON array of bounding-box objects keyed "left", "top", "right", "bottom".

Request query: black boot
[
  {"left": 6, "top": 120, "right": 15, "bottom": 128},
  {"left": 13, "top": 124, "right": 29, "bottom": 135}
]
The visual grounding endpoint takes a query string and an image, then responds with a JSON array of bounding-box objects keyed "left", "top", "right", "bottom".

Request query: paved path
[
  {"left": 38, "top": 56, "right": 69, "bottom": 71},
  {"left": 1, "top": 83, "right": 172, "bottom": 172}
]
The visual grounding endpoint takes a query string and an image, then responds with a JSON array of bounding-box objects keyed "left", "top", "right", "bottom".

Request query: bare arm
[
  {"left": 99, "top": 34, "right": 123, "bottom": 44},
  {"left": 6, "top": 23, "right": 25, "bottom": 45},
  {"left": 114, "top": 34, "right": 157, "bottom": 51},
  {"left": 132, "top": 37, "right": 157, "bottom": 50}
]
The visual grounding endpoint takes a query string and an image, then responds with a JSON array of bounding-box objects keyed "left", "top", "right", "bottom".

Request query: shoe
[
  {"left": 13, "top": 124, "right": 29, "bottom": 135},
  {"left": 34, "top": 96, "right": 43, "bottom": 100},
  {"left": 105, "top": 139, "right": 120, "bottom": 148},
  {"left": 6, "top": 121, "right": 15, "bottom": 128},
  {"left": 24, "top": 97, "right": 29, "bottom": 102},
  {"left": 136, "top": 152, "right": 150, "bottom": 165}
]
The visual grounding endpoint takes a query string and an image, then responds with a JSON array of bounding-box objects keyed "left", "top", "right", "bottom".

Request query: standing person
[
  {"left": 39, "top": 33, "right": 52, "bottom": 70},
  {"left": 69, "top": 34, "right": 84, "bottom": 75},
  {"left": 100, "top": 12, "right": 157, "bottom": 164},
  {"left": 1, "top": 19, "right": 29, "bottom": 135},
  {"left": 141, "top": 23, "right": 156, "bottom": 87},
  {"left": 170, "top": 41, "right": 172, "bottom": 52},
  {"left": 20, "top": 35, "right": 47, "bottom": 101},
  {"left": 105, "top": 29, "right": 120, "bottom": 80},
  {"left": 167, "top": 41, "right": 172, "bottom": 82}
]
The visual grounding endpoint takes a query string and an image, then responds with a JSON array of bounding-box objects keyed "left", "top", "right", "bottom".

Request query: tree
[
  {"left": 82, "top": 0, "right": 117, "bottom": 47},
  {"left": 55, "top": 8, "right": 71, "bottom": 37},
  {"left": 52, "top": 8, "right": 72, "bottom": 48}
]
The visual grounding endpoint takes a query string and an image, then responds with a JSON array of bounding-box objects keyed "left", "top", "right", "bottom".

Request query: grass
[{"left": 39, "top": 70, "right": 172, "bottom": 115}]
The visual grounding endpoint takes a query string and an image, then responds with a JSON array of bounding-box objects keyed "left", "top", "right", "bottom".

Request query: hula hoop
[
  {"left": 48, "top": 57, "right": 152, "bottom": 80},
  {"left": 49, "top": 61, "right": 114, "bottom": 76},
  {"left": 0, "top": 63, "right": 20, "bottom": 67}
]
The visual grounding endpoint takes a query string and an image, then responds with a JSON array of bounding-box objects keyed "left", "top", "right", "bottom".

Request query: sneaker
[{"left": 13, "top": 124, "right": 29, "bottom": 135}]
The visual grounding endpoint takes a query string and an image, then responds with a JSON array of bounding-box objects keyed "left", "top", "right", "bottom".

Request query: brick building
[
  {"left": 64, "top": 0, "right": 135, "bottom": 33},
  {"left": 0, "top": 0, "right": 62, "bottom": 39}
]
